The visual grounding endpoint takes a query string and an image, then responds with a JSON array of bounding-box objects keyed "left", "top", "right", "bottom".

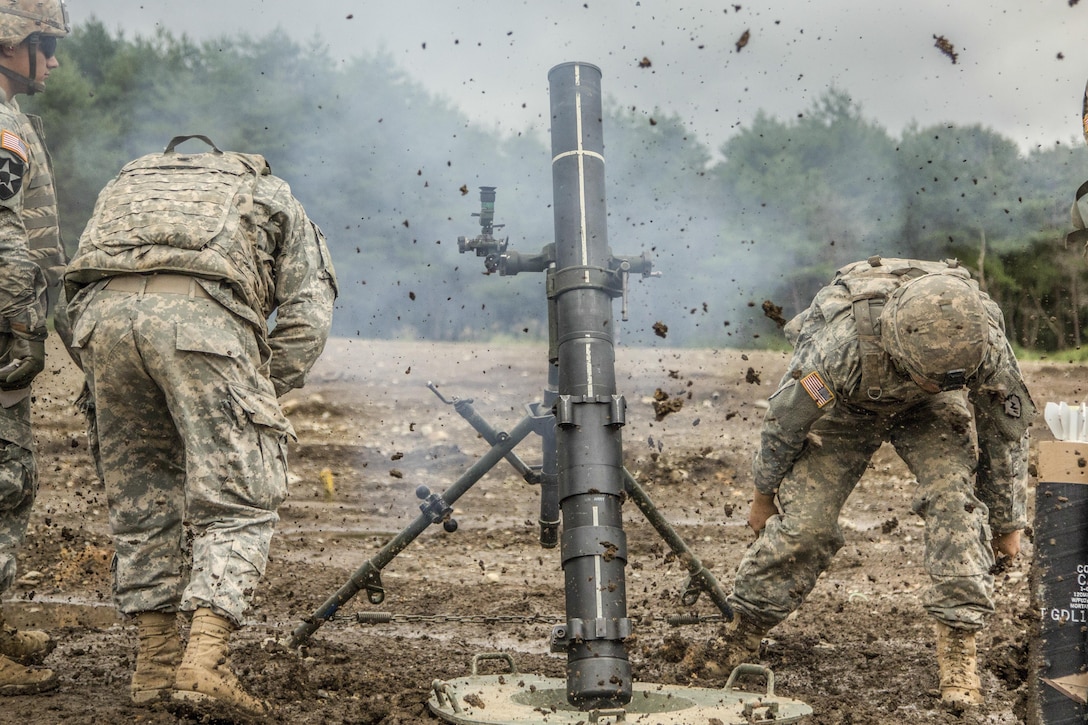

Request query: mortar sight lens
[{"left": 474, "top": 186, "right": 497, "bottom": 233}]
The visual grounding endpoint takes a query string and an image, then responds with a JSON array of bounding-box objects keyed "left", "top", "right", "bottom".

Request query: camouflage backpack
[
  {"left": 785, "top": 256, "right": 977, "bottom": 400},
  {"left": 71, "top": 135, "right": 279, "bottom": 314},
  {"left": 80, "top": 135, "right": 268, "bottom": 257}
]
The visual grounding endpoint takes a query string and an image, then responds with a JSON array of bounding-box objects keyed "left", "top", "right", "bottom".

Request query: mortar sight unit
[
  {"left": 456, "top": 186, "right": 507, "bottom": 274},
  {"left": 456, "top": 185, "right": 657, "bottom": 320}
]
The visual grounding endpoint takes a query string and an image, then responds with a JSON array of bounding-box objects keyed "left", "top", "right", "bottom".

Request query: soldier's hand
[
  {"left": 992, "top": 530, "right": 1021, "bottom": 559},
  {"left": 0, "top": 338, "right": 45, "bottom": 390},
  {"left": 748, "top": 491, "right": 780, "bottom": 534}
]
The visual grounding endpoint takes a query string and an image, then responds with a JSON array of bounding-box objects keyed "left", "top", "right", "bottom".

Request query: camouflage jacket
[
  {"left": 753, "top": 259, "right": 1034, "bottom": 533},
  {"left": 0, "top": 91, "right": 50, "bottom": 337},
  {"left": 64, "top": 146, "right": 338, "bottom": 394}
]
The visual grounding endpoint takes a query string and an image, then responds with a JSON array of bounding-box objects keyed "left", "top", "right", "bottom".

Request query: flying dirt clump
[
  {"left": 933, "top": 33, "right": 959, "bottom": 63},
  {"left": 652, "top": 388, "right": 684, "bottom": 420},
  {"left": 762, "top": 299, "right": 787, "bottom": 328}
]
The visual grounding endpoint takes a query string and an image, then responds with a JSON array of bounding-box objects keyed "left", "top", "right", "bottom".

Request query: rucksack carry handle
[{"left": 163, "top": 135, "right": 223, "bottom": 155}]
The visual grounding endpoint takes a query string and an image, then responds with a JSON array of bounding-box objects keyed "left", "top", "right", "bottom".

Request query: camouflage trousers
[
  {"left": 70, "top": 286, "right": 292, "bottom": 625},
  {"left": 0, "top": 434, "right": 36, "bottom": 595},
  {"left": 730, "top": 392, "right": 995, "bottom": 631}
]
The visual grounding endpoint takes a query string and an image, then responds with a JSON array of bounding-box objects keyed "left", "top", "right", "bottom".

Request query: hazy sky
[{"left": 70, "top": 0, "right": 1086, "bottom": 155}]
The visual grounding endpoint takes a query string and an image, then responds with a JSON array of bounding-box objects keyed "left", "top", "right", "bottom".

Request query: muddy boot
[
  {"left": 682, "top": 613, "right": 767, "bottom": 680},
  {"left": 0, "top": 613, "right": 54, "bottom": 665},
  {"left": 130, "top": 611, "right": 182, "bottom": 705},
  {"left": 171, "top": 608, "right": 269, "bottom": 717},
  {"left": 0, "top": 652, "right": 57, "bottom": 695},
  {"left": 934, "top": 621, "right": 982, "bottom": 709}
]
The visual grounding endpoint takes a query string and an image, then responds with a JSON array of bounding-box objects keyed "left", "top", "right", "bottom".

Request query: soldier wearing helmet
[
  {"left": 0, "top": 0, "right": 69, "bottom": 95},
  {"left": 684, "top": 257, "right": 1034, "bottom": 712},
  {"left": 0, "top": 0, "right": 68, "bottom": 696}
]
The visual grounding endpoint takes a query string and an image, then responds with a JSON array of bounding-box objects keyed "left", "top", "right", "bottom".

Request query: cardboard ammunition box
[{"left": 1038, "top": 441, "right": 1088, "bottom": 484}]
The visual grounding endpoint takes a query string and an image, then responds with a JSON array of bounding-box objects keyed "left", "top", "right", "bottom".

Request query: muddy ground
[{"left": 0, "top": 336, "right": 1084, "bottom": 724}]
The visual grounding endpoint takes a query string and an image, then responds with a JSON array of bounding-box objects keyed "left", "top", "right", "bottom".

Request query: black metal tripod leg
[
  {"left": 622, "top": 467, "right": 734, "bottom": 621},
  {"left": 287, "top": 414, "right": 539, "bottom": 648},
  {"left": 439, "top": 383, "right": 562, "bottom": 548}
]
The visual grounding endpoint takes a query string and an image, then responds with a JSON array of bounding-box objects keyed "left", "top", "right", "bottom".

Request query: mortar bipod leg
[
  {"left": 286, "top": 413, "right": 539, "bottom": 648},
  {"left": 430, "top": 379, "right": 561, "bottom": 549},
  {"left": 429, "top": 381, "right": 541, "bottom": 484},
  {"left": 622, "top": 467, "right": 734, "bottom": 621}
]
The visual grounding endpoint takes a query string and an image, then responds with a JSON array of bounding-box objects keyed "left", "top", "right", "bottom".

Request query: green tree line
[{"left": 26, "top": 20, "right": 1088, "bottom": 350}]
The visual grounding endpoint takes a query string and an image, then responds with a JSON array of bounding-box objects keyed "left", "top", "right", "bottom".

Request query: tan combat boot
[
  {"left": 130, "top": 611, "right": 182, "bottom": 705},
  {"left": 171, "top": 608, "right": 269, "bottom": 717},
  {"left": 934, "top": 621, "right": 983, "bottom": 709},
  {"left": 0, "top": 653, "right": 57, "bottom": 695},
  {"left": 0, "top": 612, "right": 54, "bottom": 665},
  {"left": 682, "top": 612, "right": 767, "bottom": 679}
]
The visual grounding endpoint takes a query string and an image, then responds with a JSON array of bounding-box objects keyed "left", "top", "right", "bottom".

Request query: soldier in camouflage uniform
[
  {"left": 697, "top": 257, "right": 1033, "bottom": 710},
  {"left": 63, "top": 135, "right": 337, "bottom": 715},
  {"left": 0, "top": 0, "right": 69, "bottom": 696}
]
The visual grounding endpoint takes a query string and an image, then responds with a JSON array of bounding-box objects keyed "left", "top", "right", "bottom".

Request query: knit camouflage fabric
[
  {"left": 732, "top": 261, "right": 1033, "bottom": 631},
  {"left": 16, "top": 113, "right": 64, "bottom": 297},
  {"left": 0, "top": 0, "right": 68, "bottom": 46},
  {"left": 74, "top": 293, "right": 291, "bottom": 621}
]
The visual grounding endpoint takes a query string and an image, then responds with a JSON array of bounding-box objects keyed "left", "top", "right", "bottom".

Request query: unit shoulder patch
[
  {"left": 0, "top": 153, "right": 24, "bottom": 201},
  {"left": 800, "top": 370, "right": 835, "bottom": 408}
]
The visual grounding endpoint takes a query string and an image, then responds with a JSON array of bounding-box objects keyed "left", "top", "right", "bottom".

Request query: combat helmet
[
  {"left": 0, "top": 0, "right": 69, "bottom": 94},
  {"left": 880, "top": 274, "right": 989, "bottom": 391}
]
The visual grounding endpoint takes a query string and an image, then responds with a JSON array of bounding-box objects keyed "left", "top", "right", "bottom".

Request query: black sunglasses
[{"left": 33, "top": 34, "right": 57, "bottom": 59}]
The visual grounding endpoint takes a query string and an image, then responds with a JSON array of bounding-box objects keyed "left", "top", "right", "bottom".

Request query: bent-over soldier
[
  {"left": 62, "top": 135, "right": 337, "bottom": 715},
  {"left": 696, "top": 257, "right": 1032, "bottom": 711}
]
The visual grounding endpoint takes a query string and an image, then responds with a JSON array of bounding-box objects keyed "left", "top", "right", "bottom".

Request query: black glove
[{"left": 0, "top": 338, "right": 45, "bottom": 390}]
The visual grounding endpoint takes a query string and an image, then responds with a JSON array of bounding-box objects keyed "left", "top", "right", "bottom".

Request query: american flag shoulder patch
[
  {"left": 799, "top": 370, "right": 834, "bottom": 408},
  {"left": 0, "top": 130, "right": 27, "bottom": 162}
]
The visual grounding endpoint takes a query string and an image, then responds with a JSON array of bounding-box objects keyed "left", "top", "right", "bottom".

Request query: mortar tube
[{"left": 548, "top": 60, "right": 632, "bottom": 709}]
